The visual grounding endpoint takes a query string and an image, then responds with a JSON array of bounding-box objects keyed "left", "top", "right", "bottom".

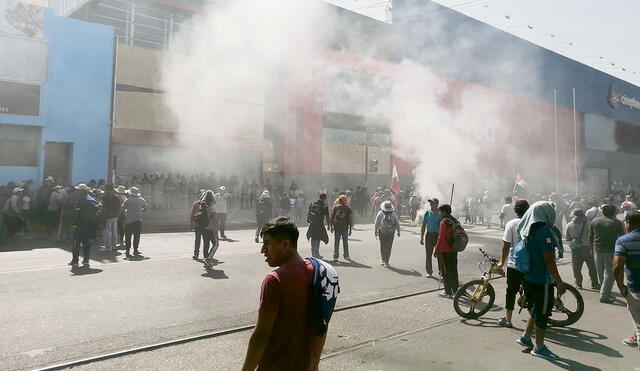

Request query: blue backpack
[
  {"left": 513, "top": 239, "right": 530, "bottom": 273},
  {"left": 307, "top": 257, "right": 340, "bottom": 335}
]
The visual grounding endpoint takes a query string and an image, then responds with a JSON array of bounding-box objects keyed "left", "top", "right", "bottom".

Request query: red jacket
[{"left": 435, "top": 218, "right": 455, "bottom": 253}]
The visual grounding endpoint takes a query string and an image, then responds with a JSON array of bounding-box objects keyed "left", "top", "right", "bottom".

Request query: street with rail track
[{"left": 1, "top": 223, "right": 638, "bottom": 370}]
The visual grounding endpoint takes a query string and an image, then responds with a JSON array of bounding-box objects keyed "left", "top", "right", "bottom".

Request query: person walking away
[
  {"left": 565, "top": 208, "right": 599, "bottom": 290},
  {"left": 190, "top": 191, "right": 206, "bottom": 259},
  {"left": 242, "top": 218, "right": 337, "bottom": 371},
  {"left": 69, "top": 184, "right": 98, "bottom": 266},
  {"left": 101, "top": 185, "right": 121, "bottom": 252},
  {"left": 201, "top": 190, "right": 220, "bottom": 268},
  {"left": 496, "top": 199, "right": 530, "bottom": 327},
  {"left": 514, "top": 201, "right": 567, "bottom": 360},
  {"left": 255, "top": 190, "right": 273, "bottom": 243},
  {"left": 294, "top": 191, "right": 306, "bottom": 223},
  {"left": 409, "top": 193, "right": 420, "bottom": 222},
  {"left": 434, "top": 204, "right": 459, "bottom": 297},
  {"left": 590, "top": 204, "right": 625, "bottom": 303},
  {"left": 122, "top": 187, "right": 146, "bottom": 258},
  {"left": 2, "top": 187, "right": 24, "bottom": 238},
  {"left": 374, "top": 200, "right": 400, "bottom": 267},
  {"left": 331, "top": 195, "right": 353, "bottom": 261},
  {"left": 240, "top": 179, "right": 249, "bottom": 209},
  {"left": 215, "top": 186, "right": 231, "bottom": 240},
  {"left": 420, "top": 198, "right": 442, "bottom": 277},
  {"left": 613, "top": 210, "right": 640, "bottom": 349},
  {"left": 279, "top": 191, "right": 291, "bottom": 218},
  {"left": 499, "top": 196, "right": 516, "bottom": 230},
  {"left": 307, "top": 193, "right": 331, "bottom": 258}
]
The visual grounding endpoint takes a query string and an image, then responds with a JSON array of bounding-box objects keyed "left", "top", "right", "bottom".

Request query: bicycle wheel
[
  {"left": 453, "top": 280, "right": 495, "bottom": 319},
  {"left": 548, "top": 284, "right": 584, "bottom": 327}
]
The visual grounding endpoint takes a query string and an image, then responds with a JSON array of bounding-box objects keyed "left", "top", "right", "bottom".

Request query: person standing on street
[
  {"left": 374, "top": 200, "right": 400, "bottom": 267},
  {"left": 69, "top": 184, "right": 98, "bottom": 267},
  {"left": 515, "top": 201, "right": 567, "bottom": 360},
  {"left": 242, "top": 218, "right": 330, "bottom": 371},
  {"left": 3, "top": 187, "right": 24, "bottom": 238},
  {"left": 190, "top": 190, "right": 205, "bottom": 259},
  {"left": 122, "top": 187, "right": 146, "bottom": 258},
  {"left": 307, "top": 193, "right": 330, "bottom": 259},
  {"left": 331, "top": 195, "right": 353, "bottom": 261},
  {"left": 101, "top": 185, "right": 121, "bottom": 252},
  {"left": 294, "top": 191, "right": 306, "bottom": 224},
  {"left": 590, "top": 204, "right": 625, "bottom": 303},
  {"left": 565, "top": 208, "right": 599, "bottom": 290},
  {"left": 420, "top": 198, "right": 442, "bottom": 277},
  {"left": 434, "top": 204, "right": 459, "bottom": 297},
  {"left": 499, "top": 196, "right": 516, "bottom": 230},
  {"left": 255, "top": 190, "right": 273, "bottom": 243},
  {"left": 496, "top": 199, "right": 530, "bottom": 328},
  {"left": 613, "top": 210, "right": 640, "bottom": 349},
  {"left": 201, "top": 190, "right": 220, "bottom": 268},
  {"left": 215, "top": 186, "right": 231, "bottom": 240}
]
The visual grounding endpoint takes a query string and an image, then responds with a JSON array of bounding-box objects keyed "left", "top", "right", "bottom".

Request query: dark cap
[{"left": 428, "top": 198, "right": 439, "bottom": 203}]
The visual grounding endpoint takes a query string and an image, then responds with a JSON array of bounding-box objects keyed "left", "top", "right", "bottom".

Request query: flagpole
[
  {"left": 450, "top": 183, "right": 455, "bottom": 206},
  {"left": 573, "top": 87, "right": 578, "bottom": 197},
  {"left": 554, "top": 89, "right": 559, "bottom": 193}
]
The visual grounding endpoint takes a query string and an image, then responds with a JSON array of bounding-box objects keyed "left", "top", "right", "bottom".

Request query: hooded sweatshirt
[
  {"left": 564, "top": 211, "right": 589, "bottom": 248},
  {"left": 516, "top": 201, "right": 564, "bottom": 257}
]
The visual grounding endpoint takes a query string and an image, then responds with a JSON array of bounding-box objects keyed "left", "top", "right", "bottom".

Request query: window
[{"left": 0, "top": 124, "right": 40, "bottom": 166}]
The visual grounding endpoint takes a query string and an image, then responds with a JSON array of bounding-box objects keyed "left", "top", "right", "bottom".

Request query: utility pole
[{"left": 364, "top": 127, "right": 373, "bottom": 184}]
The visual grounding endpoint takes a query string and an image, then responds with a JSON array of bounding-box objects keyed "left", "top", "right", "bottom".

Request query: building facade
[{"left": 0, "top": 0, "right": 114, "bottom": 186}]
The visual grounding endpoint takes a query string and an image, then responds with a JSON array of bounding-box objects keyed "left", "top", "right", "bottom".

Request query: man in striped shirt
[{"left": 613, "top": 210, "right": 640, "bottom": 349}]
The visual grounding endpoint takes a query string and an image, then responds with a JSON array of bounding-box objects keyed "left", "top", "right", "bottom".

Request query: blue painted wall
[
  {"left": 0, "top": 10, "right": 114, "bottom": 186},
  {"left": 393, "top": 0, "right": 640, "bottom": 126}
]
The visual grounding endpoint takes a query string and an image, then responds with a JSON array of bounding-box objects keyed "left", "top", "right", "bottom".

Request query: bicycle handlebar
[{"left": 478, "top": 248, "right": 498, "bottom": 263}]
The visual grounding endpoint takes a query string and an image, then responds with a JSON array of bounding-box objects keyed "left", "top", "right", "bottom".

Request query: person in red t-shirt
[
  {"left": 435, "top": 204, "right": 459, "bottom": 298},
  {"left": 243, "top": 217, "right": 326, "bottom": 371}
]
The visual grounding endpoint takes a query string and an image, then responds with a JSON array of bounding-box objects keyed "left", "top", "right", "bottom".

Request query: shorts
[{"left": 523, "top": 279, "right": 554, "bottom": 330}]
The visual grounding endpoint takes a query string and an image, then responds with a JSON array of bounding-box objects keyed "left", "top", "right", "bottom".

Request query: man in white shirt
[
  {"left": 499, "top": 196, "right": 516, "bottom": 230},
  {"left": 215, "top": 186, "right": 232, "bottom": 240},
  {"left": 497, "top": 199, "right": 530, "bottom": 327}
]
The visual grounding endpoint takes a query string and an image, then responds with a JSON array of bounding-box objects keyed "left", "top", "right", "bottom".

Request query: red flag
[
  {"left": 513, "top": 173, "right": 528, "bottom": 195},
  {"left": 391, "top": 164, "right": 400, "bottom": 195}
]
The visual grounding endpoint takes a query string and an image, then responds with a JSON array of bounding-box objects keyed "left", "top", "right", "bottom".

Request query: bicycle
[{"left": 452, "top": 248, "right": 584, "bottom": 327}]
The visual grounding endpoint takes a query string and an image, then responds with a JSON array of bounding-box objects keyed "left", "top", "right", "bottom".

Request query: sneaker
[
  {"left": 599, "top": 297, "right": 614, "bottom": 304},
  {"left": 576, "top": 283, "right": 583, "bottom": 290},
  {"left": 622, "top": 336, "right": 637, "bottom": 347},
  {"left": 344, "top": 255, "right": 350, "bottom": 260},
  {"left": 192, "top": 255, "right": 198, "bottom": 260},
  {"left": 437, "top": 291, "right": 449, "bottom": 298},
  {"left": 82, "top": 260, "right": 90, "bottom": 266},
  {"left": 125, "top": 253, "right": 133, "bottom": 259},
  {"left": 68, "top": 261, "right": 79, "bottom": 266},
  {"left": 426, "top": 273, "right": 433, "bottom": 278},
  {"left": 531, "top": 345, "right": 559, "bottom": 360},
  {"left": 516, "top": 336, "right": 534, "bottom": 348},
  {"left": 380, "top": 261, "right": 386, "bottom": 266},
  {"left": 203, "top": 259, "right": 212, "bottom": 268},
  {"left": 498, "top": 318, "right": 513, "bottom": 328},
  {"left": 133, "top": 250, "right": 142, "bottom": 256}
]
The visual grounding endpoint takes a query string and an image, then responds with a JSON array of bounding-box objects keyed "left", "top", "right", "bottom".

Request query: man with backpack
[
  {"left": 565, "top": 208, "right": 599, "bottom": 290},
  {"left": 434, "top": 204, "right": 464, "bottom": 297},
  {"left": 307, "top": 193, "right": 330, "bottom": 259},
  {"left": 242, "top": 217, "right": 338, "bottom": 371},
  {"left": 374, "top": 200, "right": 400, "bottom": 267},
  {"left": 255, "top": 190, "right": 273, "bottom": 243},
  {"left": 68, "top": 184, "right": 99, "bottom": 267},
  {"left": 331, "top": 195, "right": 353, "bottom": 261}
]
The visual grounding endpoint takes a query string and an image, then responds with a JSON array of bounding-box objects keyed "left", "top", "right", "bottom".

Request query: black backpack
[
  {"left": 193, "top": 202, "right": 209, "bottom": 229},
  {"left": 308, "top": 201, "right": 324, "bottom": 224},
  {"left": 334, "top": 206, "right": 349, "bottom": 226}
]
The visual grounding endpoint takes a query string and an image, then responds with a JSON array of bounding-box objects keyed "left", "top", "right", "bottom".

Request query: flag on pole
[
  {"left": 391, "top": 163, "right": 400, "bottom": 195},
  {"left": 513, "top": 173, "right": 528, "bottom": 196}
]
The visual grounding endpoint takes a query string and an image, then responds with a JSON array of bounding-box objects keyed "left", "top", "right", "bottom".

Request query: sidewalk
[{"left": 321, "top": 261, "right": 640, "bottom": 370}]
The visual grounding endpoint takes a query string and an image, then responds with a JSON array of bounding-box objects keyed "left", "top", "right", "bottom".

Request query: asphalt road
[{"left": 0, "top": 223, "right": 524, "bottom": 370}]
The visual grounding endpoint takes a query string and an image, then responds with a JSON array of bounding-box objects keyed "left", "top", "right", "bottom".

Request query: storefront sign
[
  {"left": 609, "top": 84, "right": 640, "bottom": 110},
  {"left": 0, "top": 80, "right": 41, "bottom": 116}
]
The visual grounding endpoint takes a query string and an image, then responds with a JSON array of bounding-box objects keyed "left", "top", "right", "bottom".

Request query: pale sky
[{"left": 326, "top": 0, "right": 640, "bottom": 87}]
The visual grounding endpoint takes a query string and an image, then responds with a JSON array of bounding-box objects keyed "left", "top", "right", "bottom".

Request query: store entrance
[{"left": 43, "top": 142, "right": 73, "bottom": 183}]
